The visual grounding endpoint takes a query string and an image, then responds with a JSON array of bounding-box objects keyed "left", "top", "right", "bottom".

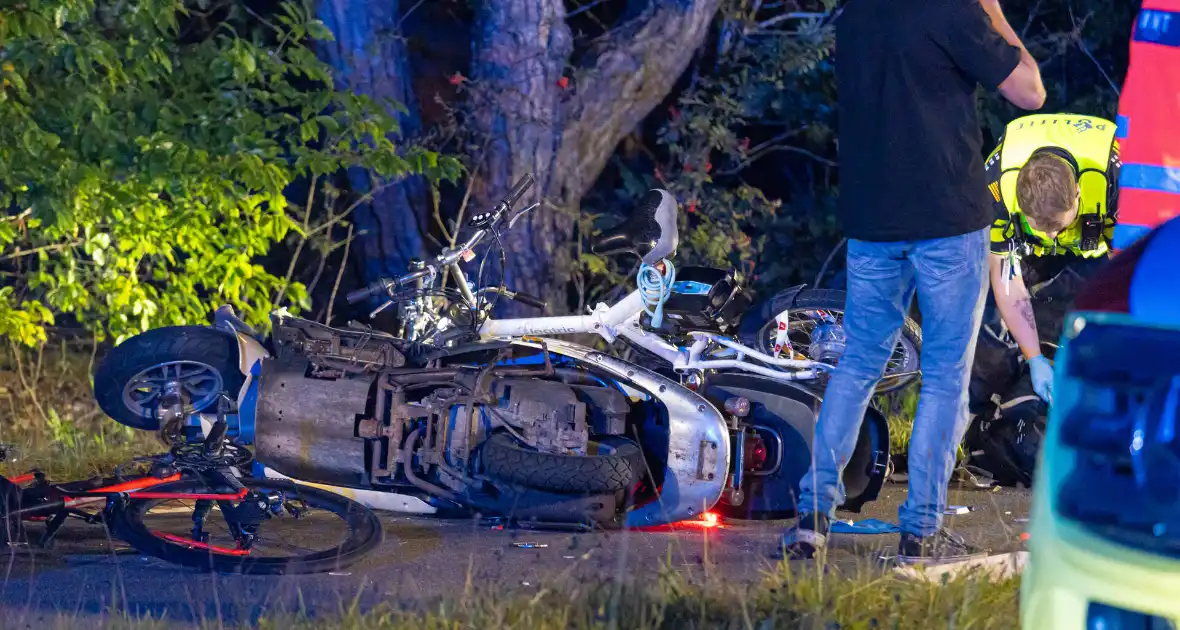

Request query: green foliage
[
  {"left": 0, "top": 0, "right": 460, "bottom": 345},
  {"left": 582, "top": 3, "right": 842, "bottom": 305}
]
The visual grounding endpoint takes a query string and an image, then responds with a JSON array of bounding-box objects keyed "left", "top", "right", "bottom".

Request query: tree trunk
[
  {"left": 318, "top": 0, "right": 428, "bottom": 284},
  {"left": 471, "top": 0, "right": 722, "bottom": 314}
]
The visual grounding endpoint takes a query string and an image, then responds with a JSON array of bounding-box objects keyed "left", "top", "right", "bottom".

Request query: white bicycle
[{"left": 346, "top": 180, "right": 921, "bottom": 397}]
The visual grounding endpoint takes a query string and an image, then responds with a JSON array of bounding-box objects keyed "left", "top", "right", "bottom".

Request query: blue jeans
[{"left": 798, "top": 227, "right": 990, "bottom": 536}]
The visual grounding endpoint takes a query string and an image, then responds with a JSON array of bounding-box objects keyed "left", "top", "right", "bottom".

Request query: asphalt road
[{"left": 0, "top": 480, "right": 1031, "bottom": 626}]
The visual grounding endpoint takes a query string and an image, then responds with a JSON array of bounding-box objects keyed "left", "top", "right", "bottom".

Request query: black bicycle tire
[{"left": 109, "top": 477, "right": 383, "bottom": 575}]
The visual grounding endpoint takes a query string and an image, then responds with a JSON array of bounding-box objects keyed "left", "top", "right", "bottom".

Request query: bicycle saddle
[{"left": 590, "top": 189, "right": 679, "bottom": 265}]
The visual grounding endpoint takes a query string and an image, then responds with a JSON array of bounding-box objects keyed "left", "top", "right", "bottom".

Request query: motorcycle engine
[{"left": 484, "top": 379, "right": 591, "bottom": 453}]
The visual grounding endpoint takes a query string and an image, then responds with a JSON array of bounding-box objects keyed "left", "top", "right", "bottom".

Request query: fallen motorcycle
[
  {"left": 328, "top": 181, "right": 906, "bottom": 520},
  {"left": 95, "top": 177, "right": 722, "bottom": 528}
]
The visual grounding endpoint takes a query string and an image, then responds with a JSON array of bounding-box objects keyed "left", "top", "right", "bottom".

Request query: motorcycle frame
[{"left": 210, "top": 307, "right": 732, "bottom": 526}]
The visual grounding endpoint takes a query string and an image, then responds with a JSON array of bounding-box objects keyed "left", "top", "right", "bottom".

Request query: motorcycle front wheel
[{"left": 740, "top": 289, "right": 922, "bottom": 395}]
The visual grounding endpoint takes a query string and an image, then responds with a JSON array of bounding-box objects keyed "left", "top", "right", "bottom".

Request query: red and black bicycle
[{"left": 0, "top": 405, "right": 382, "bottom": 575}]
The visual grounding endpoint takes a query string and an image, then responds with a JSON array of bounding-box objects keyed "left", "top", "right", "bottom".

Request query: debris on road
[
  {"left": 512, "top": 542, "right": 548, "bottom": 549},
  {"left": 956, "top": 466, "right": 996, "bottom": 489},
  {"left": 945, "top": 505, "right": 974, "bottom": 515},
  {"left": 830, "top": 518, "right": 901, "bottom": 535},
  {"left": 895, "top": 551, "right": 1027, "bottom": 582}
]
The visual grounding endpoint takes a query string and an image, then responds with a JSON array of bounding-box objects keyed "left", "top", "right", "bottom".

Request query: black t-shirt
[{"left": 836, "top": 0, "right": 1022, "bottom": 242}]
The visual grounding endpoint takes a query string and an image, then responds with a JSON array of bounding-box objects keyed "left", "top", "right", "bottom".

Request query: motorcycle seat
[{"left": 590, "top": 189, "right": 680, "bottom": 265}]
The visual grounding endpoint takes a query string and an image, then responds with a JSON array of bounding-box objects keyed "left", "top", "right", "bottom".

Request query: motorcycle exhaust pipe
[{"left": 399, "top": 428, "right": 464, "bottom": 504}]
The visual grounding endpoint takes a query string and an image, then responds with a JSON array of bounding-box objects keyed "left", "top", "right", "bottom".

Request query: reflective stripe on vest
[{"left": 1114, "top": 2, "right": 1180, "bottom": 249}]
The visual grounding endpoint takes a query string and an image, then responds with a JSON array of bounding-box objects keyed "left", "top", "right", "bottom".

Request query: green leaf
[
  {"left": 306, "top": 20, "right": 334, "bottom": 41},
  {"left": 579, "top": 253, "right": 608, "bottom": 276}
]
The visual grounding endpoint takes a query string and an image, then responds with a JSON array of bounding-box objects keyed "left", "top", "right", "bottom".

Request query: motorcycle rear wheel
[
  {"left": 94, "top": 326, "right": 246, "bottom": 430},
  {"left": 480, "top": 433, "right": 643, "bottom": 494}
]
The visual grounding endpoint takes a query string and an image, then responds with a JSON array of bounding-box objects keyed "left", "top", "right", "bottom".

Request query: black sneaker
[
  {"left": 780, "top": 513, "right": 830, "bottom": 559},
  {"left": 897, "top": 529, "right": 987, "bottom": 566}
]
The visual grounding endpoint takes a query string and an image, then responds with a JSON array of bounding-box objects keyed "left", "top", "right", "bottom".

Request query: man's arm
[
  {"left": 988, "top": 254, "right": 1043, "bottom": 360},
  {"left": 979, "top": 0, "right": 1046, "bottom": 110}
]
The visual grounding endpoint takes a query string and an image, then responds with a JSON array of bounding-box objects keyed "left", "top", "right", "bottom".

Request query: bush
[{"left": 0, "top": 0, "right": 459, "bottom": 346}]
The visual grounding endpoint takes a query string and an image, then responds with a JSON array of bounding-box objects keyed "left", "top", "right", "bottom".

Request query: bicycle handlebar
[
  {"left": 344, "top": 268, "right": 433, "bottom": 304},
  {"left": 504, "top": 174, "right": 535, "bottom": 209},
  {"left": 480, "top": 287, "right": 546, "bottom": 310},
  {"left": 509, "top": 291, "right": 547, "bottom": 310},
  {"left": 346, "top": 174, "right": 536, "bottom": 306}
]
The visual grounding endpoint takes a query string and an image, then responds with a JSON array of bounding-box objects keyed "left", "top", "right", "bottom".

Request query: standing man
[{"left": 782, "top": 0, "right": 1046, "bottom": 564}]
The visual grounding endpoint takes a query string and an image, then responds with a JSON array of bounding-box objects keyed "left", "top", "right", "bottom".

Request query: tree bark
[
  {"left": 318, "top": 0, "right": 428, "bottom": 284},
  {"left": 471, "top": 0, "right": 722, "bottom": 313}
]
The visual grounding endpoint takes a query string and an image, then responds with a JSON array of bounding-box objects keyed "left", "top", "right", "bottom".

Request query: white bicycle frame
[
  {"left": 455, "top": 269, "right": 830, "bottom": 382},
  {"left": 372, "top": 196, "right": 831, "bottom": 383}
]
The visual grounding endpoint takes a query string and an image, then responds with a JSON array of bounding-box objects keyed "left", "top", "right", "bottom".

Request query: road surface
[{"left": 0, "top": 481, "right": 1031, "bottom": 626}]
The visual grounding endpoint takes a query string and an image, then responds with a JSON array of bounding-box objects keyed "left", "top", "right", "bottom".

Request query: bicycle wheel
[
  {"left": 109, "top": 476, "right": 382, "bottom": 574},
  {"left": 740, "top": 289, "right": 922, "bottom": 395}
]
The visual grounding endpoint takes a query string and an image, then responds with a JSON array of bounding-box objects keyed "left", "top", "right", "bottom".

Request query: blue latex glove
[{"left": 1028, "top": 355, "right": 1054, "bottom": 405}]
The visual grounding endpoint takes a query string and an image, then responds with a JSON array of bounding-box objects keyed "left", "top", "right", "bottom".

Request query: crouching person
[{"left": 965, "top": 114, "right": 1120, "bottom": 485}]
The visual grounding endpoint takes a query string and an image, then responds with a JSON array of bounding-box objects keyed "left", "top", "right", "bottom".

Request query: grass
[
  {"left": 1, "top": 344, "right": 1020, "bottom": 629},
  {"left": 2, "top": 558, "right": 1021, "bottom": 629},
  {"left": 878, "top": 387, "right": 920, "bottom": 457},
  {"left": 1, "top": 343, "right": 156, "bottom": 480}
]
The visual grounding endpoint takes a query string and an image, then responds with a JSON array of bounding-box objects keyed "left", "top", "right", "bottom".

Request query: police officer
[{"left": 982, "top": 114, "right": 1121, "bottom": 404}]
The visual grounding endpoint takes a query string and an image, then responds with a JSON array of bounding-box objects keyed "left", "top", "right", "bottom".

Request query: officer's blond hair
[{"left": 1016, "top": 153, "right": 1078, "bottom": 232}]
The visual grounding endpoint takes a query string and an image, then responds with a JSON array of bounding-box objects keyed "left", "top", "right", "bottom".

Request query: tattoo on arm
[{"left": 1015, "top": 297, "right": 1037, "bottom": 331}]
